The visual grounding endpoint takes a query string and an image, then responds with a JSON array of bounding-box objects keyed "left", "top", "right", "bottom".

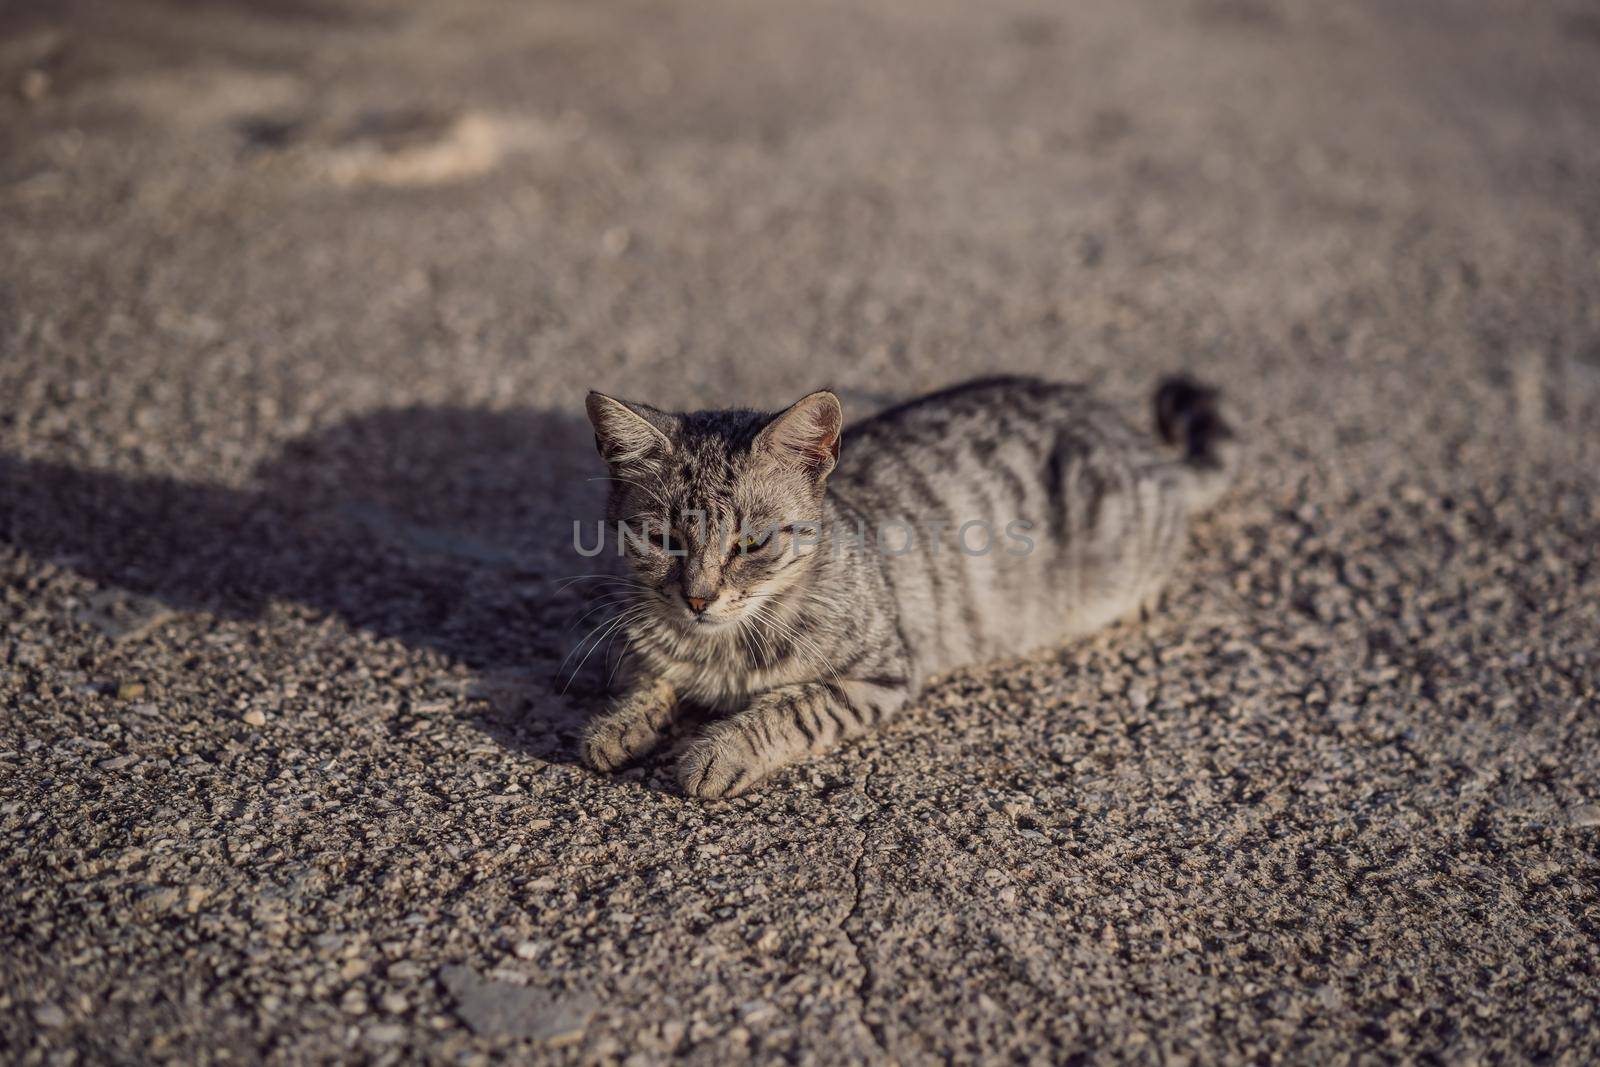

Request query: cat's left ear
[{"left": 755, "top": 390, "right": 842, "bottom": 479}]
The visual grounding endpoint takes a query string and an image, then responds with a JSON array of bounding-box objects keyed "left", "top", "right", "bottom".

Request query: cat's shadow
[{"left": 0, "top": 404, "right": 629, "bottom": 770}]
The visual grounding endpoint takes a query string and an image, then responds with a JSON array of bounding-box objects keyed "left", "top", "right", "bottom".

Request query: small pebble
[
  {"left": 138, "top": 886, "right": 181, "bottom": 912},
  {"left": 1568, "top": 804, "right": 1600, "bottom": 828},
  {"left": 366, "top": 1023, "right": 407, "bottom": 1045},
  {"left": 600, "top": 226, "right": 631, "bottom": 256},
  {"left": 19, "top": 68, "right": 50, "bottom": 102}
]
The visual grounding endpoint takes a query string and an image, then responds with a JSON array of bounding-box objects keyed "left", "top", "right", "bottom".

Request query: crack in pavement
[{"left": 840, "top": 765, "right": 889, "bottom": 1060}]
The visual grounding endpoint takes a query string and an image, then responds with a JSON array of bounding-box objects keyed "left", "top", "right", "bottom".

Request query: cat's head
[{"left": 584, "top": 389, "right": 842, "bottom": 629}]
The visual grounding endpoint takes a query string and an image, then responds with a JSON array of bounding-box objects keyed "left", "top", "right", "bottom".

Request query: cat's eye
[
  {"left": 625, "top": 521, "right": 685, "bottom": 555},
  {"left": 737, "top": 531, "right": 771, "bottom": 554}
]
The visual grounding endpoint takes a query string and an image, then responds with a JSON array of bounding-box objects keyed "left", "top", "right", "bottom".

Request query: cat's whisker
[
  {"left": 551, "top": 573, "right": 649, "bottom": 590},
  {"left": 555, "top": 582, "right": 647, "bottom": 607},
  {"left": 560, "top": 606, "right": 653, "bottom": 693},
  {"left": 556, "top": 583, "right": 649, "bottom": 606},
  {"left": 563, "top": 592, "right": 647, "bottom": 633},
  {"left": 600, "top": 620, "right": 639, "bottom": 691},
  {"left": 555, "top": 613, "right": 621, "bottom": 684},
  {"left": 741, "top": 608, "right": 778, "bottom": 668},
  {"left": 553, "top": 589, "right": 648, "bottom": 612},
  {"left": 557, "top": 602, "right": 651, "bottom": 683},
  {"left": 603, "top": 641, "right": 637, "bottom": 692},
  {"left": 768, "top": 625, "right": 840, "bottom": 689},
  {"left": 751, "top": 599, "right": 842, "bottom": 688},
  {"left": 588, "top": 475, "right": 670, "bottom": 510},
  {"left": 731, "top": 614, "right": 760, "bottom": 670}
]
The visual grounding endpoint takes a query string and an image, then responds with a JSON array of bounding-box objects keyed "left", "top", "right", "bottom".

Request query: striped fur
[{"left": 579, "top": 376, "right": 1237, "bottom": 797}]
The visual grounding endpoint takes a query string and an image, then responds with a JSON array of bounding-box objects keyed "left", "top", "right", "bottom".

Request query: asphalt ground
[{"left": 2, "top": 0, "right": 1598, "bottom": 1063}]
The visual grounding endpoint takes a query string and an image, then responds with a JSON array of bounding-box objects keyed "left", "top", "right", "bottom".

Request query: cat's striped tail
[{"left": 1154, "top": 376, "right": 1238, "bottom": 512}]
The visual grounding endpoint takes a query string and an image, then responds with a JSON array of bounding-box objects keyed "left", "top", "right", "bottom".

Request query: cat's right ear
[{"left": 585, "top": 392, "right": 676, "bottom": 468}]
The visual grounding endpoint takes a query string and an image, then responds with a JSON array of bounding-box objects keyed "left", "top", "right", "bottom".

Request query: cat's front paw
[
  {"left": 580, "top": 713, "right": 663, "bottom": 772},
  {"left": 677, "top": 737, "right": 765, "bottom": 799}
]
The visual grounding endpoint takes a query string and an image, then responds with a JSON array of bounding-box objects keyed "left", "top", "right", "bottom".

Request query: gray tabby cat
[{"left": 577, "top": 375, "right": 1236, "bottom": 797}]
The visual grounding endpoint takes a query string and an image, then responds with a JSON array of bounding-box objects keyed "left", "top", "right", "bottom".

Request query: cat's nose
[{"left": 685, "top": 594, "right": 714, "bottom": 614}]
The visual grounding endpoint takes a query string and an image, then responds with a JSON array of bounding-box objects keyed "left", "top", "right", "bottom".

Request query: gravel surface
[{"left": 3, "top": 0, "right": 1599, "bottom": 1063}]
